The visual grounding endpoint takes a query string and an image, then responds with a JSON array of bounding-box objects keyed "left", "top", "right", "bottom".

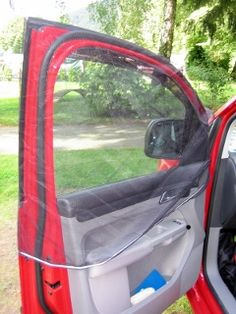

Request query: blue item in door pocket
[{"left": 132, "top": 269, "right": 166, "bottom": 295}]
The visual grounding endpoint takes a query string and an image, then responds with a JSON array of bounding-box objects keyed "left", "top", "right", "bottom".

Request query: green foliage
[
  {"left": 76, "top": 63, "right": 141, "bottom": 117},
  {"left": 187, "top": 46, "right": 208, "bottom": 66},
  {"left": 211, "top": 52, "right": 231, "bottom": 71},
  {"left": 59, "top": 14, "right": 71, "bottom": 24},
  {"left": 187, "top": 44, "right": 231, "bottom": 71},
  {"left": 57, "top": 61, "right": 82, "bottom": 82},
  {"left": 58, "top": 68, "right": 67, "bottom": 81},
  {"left": 0, "top": 17, "right": 24, "bottom": 53},
  {"left": 179, "top": 1, "right": 236, "bottom": 67},
  {"left": 59, "top": 61, "right": 183, "bottom": 120},
  {"left": 68, "top": 67, "right": 79, "bottom": 82},
  {"left": 182, "top": 0, "right": 236, "bottom": 39},
  {"left": 187, "top": 64, "right": 231, "bottom": 94},
  {"left": 117, "top": 0, "right": 154, "bottom": 46},
  {"left": 56, "top": 0, "right": 71, "bottom": 24},
  {"left": 89, "top": 0, "right": 118, "bottom": 36},
  {"left": 186, "top": 45, "right": 232, "bottom": 107},
  {"left": 187, "top": 66, "right": 235, "bottom": 109},
  {"left": 89, "top": 0, "right": 161, "bottom": 50},
  {"left": 0, "top": 65, "right": 13, "bottom": 81},
  {"left": 164, "top": 296, "right": 192, "bottom": 314},
  {"left": 207, "top": 67, "right": 231, "bottom": 94},
  {"left": 186, "top": 41, "right": 233, "bottom": 106}
]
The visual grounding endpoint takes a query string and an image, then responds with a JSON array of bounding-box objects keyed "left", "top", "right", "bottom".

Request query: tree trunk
[{"left": 158, "top": 0, "right": 177, "bottom": 59}]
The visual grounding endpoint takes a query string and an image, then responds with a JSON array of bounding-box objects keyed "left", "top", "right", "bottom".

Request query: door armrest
[{"left": 89, "top": 219, "right": 187, "bottom": 278}]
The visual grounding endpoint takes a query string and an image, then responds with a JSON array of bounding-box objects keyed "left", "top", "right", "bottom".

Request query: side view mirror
[{"left": 144, "top": 119, "right": 185, "bottom": 159}]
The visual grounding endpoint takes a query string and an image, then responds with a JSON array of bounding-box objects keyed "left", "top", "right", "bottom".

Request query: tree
[
  {"left": 117, "top": 0, "right": 154, "bottom": 47},
  {"left": 182, "top": 0, "right": 236, "bottom": 40},
  {"left": 55, "top": 0, "right": 71, "bottom": 24},
  {"left": 89, "top": 0, "right": 118, "bottom": 36},
  {"left": 0, "top": 1, "right": 71, "bottom": 53},
  {"left": 0, "top": 17, "right": 24, "bottom": 53},
  {"left": 180, "top": 0, "right": 236, "bottom": 74},
  {"left": 89, "top": 0, "right": 161, "bottom": 50},
  {"left": 158, "top": 0, "right": 177, "bottom": 59}
]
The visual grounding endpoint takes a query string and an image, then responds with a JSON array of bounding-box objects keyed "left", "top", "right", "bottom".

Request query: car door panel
[
  {"left": 18, "top": 17, "right": 210, "bottom": 313},
  {"left": 63, "top": 188, "right": 206, "bottom": 314},
  {"left": 57, "top": 165, "right": 208, "bottom": 313},
  {"left": 56, "top": 161, "right": 208, "bottom": 268}
]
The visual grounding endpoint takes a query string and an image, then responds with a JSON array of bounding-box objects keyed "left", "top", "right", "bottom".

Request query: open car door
[{"left": 18, "top": 18, "right": 210, "bottom": 314}]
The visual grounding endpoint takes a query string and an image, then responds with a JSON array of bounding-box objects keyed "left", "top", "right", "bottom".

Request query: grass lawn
[
  {"left": 0, "top": 81, "right": 83, "bottom": 126},
  {"left": 0, "top": 93, "right": 114, "bottom": 126},
  {"left": 55, "top": 148, "right": 156, "bottom": 193},
  {"left": 0, "top": 155, "right": 18, "bottom": 222},
  {"left": 0, "top": 98, "right": 19, "bottom": 126}
]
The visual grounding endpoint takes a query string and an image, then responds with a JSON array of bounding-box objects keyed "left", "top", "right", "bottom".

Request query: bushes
[
  {"left": 57, "top": 60, "right": 184, "bottom": 119},
  {"left": 187, "top": 46, "right": 208, "bottom": 67},
  {"left": 0, "top": 65, "right": 13, "bottom": 81},
  {"left": 57, "top": 60, "right": 82, "bottom": 82},
  {"left": 186, "top": 45, "right": 233, "bottom": 108},
  {"left": 187, "top": 64, "right": 230, "bottom": 93},
  {"left": 58, "top": 67, "right": 79, "bottom": 82},
  {"left": 187, "top": 45, "right": 231, "bottom": 70}
]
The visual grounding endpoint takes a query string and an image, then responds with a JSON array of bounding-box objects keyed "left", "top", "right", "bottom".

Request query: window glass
[{"left": 53, "top": 48, "right": 187, "bottom": 195}]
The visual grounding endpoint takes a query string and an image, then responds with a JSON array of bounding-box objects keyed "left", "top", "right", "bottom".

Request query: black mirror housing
[{"left": 144, "top": 119, "right": 185, "bottom": 160}]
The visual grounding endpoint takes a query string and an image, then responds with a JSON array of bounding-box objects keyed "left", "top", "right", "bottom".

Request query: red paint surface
[
  {"left": 159, "top": 159, "right": 179, "bottom": 170},
  {"left": 19, "top": 25, "right": 72, "bottom": 313},
  {"left": 19, "top": 256, "right": 73, "bottom": 314},
  {"left": 19, "top": 256, "right": 45, "bottom": 314}
]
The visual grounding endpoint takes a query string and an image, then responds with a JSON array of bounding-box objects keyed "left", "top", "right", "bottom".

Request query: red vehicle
[{"left": 18, "top": 18, "right": 236, "bottom": 313}]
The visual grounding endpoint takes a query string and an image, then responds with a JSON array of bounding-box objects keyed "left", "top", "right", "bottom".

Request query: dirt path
[
  {"left": 0, "top": 123, "right": 146, "bottom": 154},
  {"left": 0, "top": 127, "right": 19, "bottom": 154},
  {"left": 0, "top": 215, "right": 20, "bottom": 314}
]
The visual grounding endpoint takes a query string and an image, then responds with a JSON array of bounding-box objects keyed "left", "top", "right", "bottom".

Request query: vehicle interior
[{"left": 205, "top": 118, "right": 236, "bottom": 313}]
